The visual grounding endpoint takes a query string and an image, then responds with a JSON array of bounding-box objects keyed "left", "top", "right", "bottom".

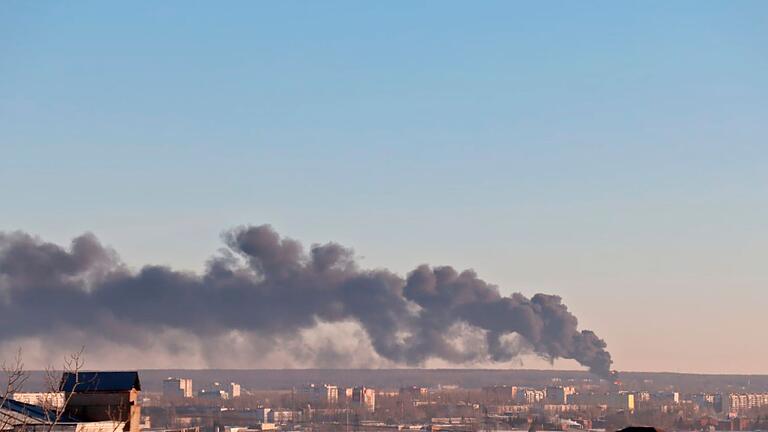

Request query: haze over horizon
[{"left": 2, "top": 1, "right": 767, "bottom": 375}]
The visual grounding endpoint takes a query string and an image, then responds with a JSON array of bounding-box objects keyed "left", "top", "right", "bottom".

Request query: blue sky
[{"left": 2, "top": 1, "right": 767, "bottom": 372}]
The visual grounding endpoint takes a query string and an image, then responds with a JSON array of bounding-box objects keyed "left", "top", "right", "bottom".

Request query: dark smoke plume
[{"left": 0, "top": 225, "right": 612, "bottom": 376}]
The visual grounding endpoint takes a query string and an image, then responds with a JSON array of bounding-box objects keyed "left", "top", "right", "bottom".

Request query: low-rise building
[
  {"left": 59, "top": 371, "right": 142, "bottom": 432},
  {"left": 268, "top": 410, "right": 297, "bottom": 424},
  {"left": 2, "top": 371, "right": 142, "bottom": 432},
  {"left": 1, "top": 398, "right": 124, "bottom": 432},
  {"left": 11, "top": 393, "right": 65, "bottom": 409}
]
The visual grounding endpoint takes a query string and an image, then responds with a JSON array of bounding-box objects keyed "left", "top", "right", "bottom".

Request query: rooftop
[{"left": 59, "top": 371, "right": 141, "bottom": 392}]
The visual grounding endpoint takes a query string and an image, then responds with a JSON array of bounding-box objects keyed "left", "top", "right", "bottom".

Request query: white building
[
  {"left": 228, "top": 383, "right": 241, "bottom": 399},
  {"left": 11, "top": 393, "right": 64, "bottom": 409},
  {"left": 517, "top": 388, "right": 546, "bottom": 404},
  {"left": 723, "top": 393, "right": 768, "bottom": 413},
  {"left": 268, "top": 410, "right": 297, "bottom": 424}
]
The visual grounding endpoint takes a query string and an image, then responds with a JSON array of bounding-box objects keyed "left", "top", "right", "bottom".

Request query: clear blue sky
[{"left": 2, "top": 1, "right": 767, "bottom": 373}]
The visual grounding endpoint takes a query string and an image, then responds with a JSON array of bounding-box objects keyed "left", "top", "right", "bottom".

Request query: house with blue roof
[
  {"left": 0, "top": 371, "right": 142, "bottom": 432},
  {"left": 58, "top": 372, "right": 141, "bottom": 432},
  {"left": 0, "top": 397, "right": 121, "bottom": 432}
]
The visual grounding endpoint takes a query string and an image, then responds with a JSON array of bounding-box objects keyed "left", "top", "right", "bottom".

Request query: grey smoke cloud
[{"left": 0, "top": 225, "right": 612, "bottom": 376}]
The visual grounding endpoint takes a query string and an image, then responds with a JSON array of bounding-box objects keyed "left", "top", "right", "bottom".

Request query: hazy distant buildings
[
  {"left": 570, "top": 392, "right": 634, "bottom": 411},
  {"left": 225, "top": 426, "right": 275, "bottom": 432},
  {"left": 716, "top": 393, "right": 729, "bottom": 413},
  {"left": 482, "top": 385, "right": 518, "bottom": 403},
  {"left": 720, "top": 393, "right": 768, "bottom": 413},
  {"left": 163, "top": 378, "right": 193, "bottom": 399},
  {"left": 300, "top": 384, "right": 338, "bottom": 406},
  {"left": 517, "top": 388, "right": 546, "bottom": 404},
  {"left": 652, "top": 391, "right": 679, "bottom": 404},
  {"left": 400, "top": 386, "right": 429, "bottom": 401},
  {"left": 351, "top": 387, "right": 376, "bottom": 412},
  {"left": 609, "top": 392, "right": 635, "bottom": 411},
  {"left": 545, "top": 386, "right": 575, "bottom": 405},
  {"left": 196, "top": 382, "right": 241, "bottom": 400},
  {"left": 198, "top": 389, "right": 229, "bottom": 400},
  {"left": 635, "top": 391, "right": 651, "bottom": 403},
  {"left": 268, "top": 410, "right": 297, "bottom": 423},
  {"left": 253, "top": 407, "right": 271, "bottom": 423},
  {"left": 198, "top": 382, "right": 229, "bottom": 400},
  {"left": 229, "top": 382, "right": 241, "bottom": 399},
  {"left": 691, "top": 393, "right": 718, "bottom": 411}
]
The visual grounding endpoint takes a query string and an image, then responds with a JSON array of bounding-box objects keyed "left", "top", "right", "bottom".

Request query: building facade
[
  {"left": 59, "top": 371, "right": 142, "bottom": 432},
  {"left": 162, "top": 378, "right": 193, "bottom": 399},
  {"left": 545, "top": 386, "right": 575, "bottom": 405},
  {"left": 351, "top": 387, "right": 375, "bottom": 412}
]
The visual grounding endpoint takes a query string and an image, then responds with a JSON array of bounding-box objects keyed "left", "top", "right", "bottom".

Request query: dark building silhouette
[
  {"left": 59, "top": 371, "right": 141, "bottom": 432},
  {"left": 617, "top": 427, "right": 664, "bottom": 432}
]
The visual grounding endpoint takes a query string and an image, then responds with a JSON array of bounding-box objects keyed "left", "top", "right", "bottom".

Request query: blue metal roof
[
  {"left": 59, "top": 371, "right": 141, "bottom": 392},
  {"left": 1, "top": 398, "right": 81, "bottom": 423}
]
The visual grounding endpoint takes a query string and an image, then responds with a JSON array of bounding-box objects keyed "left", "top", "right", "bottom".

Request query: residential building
[
  {"left": 11, "top": 393, "right": 64, "bottom": 409},
  {"left": 228, "top": 383, "right": 241, "bottom": 399},
  {"left": 198, "top": 382, "right": 230, "bottom": 400},
  {"left": 722, "top": 393, "right": 768, "bottom": 413},
  {"left": 351, "top": 387, "right": 375, "bottom": 412},
  {"left": 482, "top": 386, "right": 518, "bottom": 403},
  {"left": 299, "top": 384, "right": 337, "bottom": 406},
  {"left": 197, "top": 389, "right": 228, "bottom": 400},
  {"left": 400, "top": 386, "right": 429, "bottom": 401},
  {"left": 517, "top": 388, "right": 546, "bottom": 404},
  {"left": 545, "top": 386, "right": 575, "bottom": 405},
  {"left": 609, "top": 392, "right": 635, "bottom": 412},
  {"left": 268, "top": 410, "right": 297, "bottom": 424},
  {"left": 1, "top": 398, "right": 122, "bottom": 432},
  {"left": 162, "top": 378, "right": 193, "bottom": 399},
  {"left": 58, "top": 371, "right": 142, "bottom": 432}
]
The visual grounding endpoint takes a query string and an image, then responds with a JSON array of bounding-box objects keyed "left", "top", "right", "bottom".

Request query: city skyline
[{"left": 2, "top": 1, "right": 767, "bottom": 375}]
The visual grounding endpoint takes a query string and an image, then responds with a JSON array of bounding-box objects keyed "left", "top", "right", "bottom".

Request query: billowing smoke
[{"left": 0, "top": 225, "right": 611, "bottom": 376}]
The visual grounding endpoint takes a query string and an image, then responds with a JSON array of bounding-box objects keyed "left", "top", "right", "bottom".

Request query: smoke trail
[{"left": 0, "top": 225, "right": 612, "bottom": 375}]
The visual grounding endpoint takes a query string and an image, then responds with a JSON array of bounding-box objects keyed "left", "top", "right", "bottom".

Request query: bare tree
[
  {"left": 44, "top": 347, "right": 87, "bottom": 432},
  {"left": 1, "top": 348, "right": 30, "bottom": 432},
  {"left": 0, "top": 347, "right": 92, "bottom": 432},
  {"left": 104, "top": 397, "right": 129, "bottom": 432},
  {"left": 1, "top": 349, "right": 29, "bottom": 396},
  {"left": 3, "top": 353, "right": 138, "bottom": 432}
]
